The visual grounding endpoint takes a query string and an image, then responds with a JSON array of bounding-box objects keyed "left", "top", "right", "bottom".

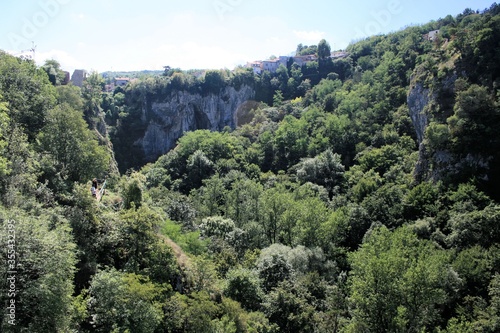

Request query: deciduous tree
[{"left": 348, "top": 226, "right": 454, "bottom": 332}]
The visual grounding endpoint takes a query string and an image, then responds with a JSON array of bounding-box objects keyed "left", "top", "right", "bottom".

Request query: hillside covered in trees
[{"left": 1, "top": 3, "right": 500, "bottom": 333}]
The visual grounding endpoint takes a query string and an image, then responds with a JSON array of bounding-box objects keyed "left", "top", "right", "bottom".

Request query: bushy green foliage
[
  {"left": 0, "top": 208, "right": 76, "bottom": 332},
  {"left": 2, "top": 4, "right": 500, "bottom": 332},
  {"left": 348, "top": 226, "right": 454, "bottom": 332},
  {"left": 37, "top": 104, "right": 110, "bottom": 187},
  {"left": 263, "top": 281, "right": 315, "bottom": 333},
  {"left": 163, "top": 291, "right": 221, "bottom": 332},
  {"left": 203, "top": 70, "right": 227, "bottom": 94},
  {"left": 120, "top": 171, "right": 145, "bottom": 209},
  {"left": 224, "top": 268, "right": 263, "bottom": 311},
  {"left": 0, "top": 51, "right": 56, "bottom": 140},
  {"left": 293, "top": 149, "right": 345, "bottom": 197},
  {"left": 0, "top": 94, "right": 10, "bottom": 177},
  {"left": 87, "top": 268, "right": 163, "bottom": 333},
  {"left": 41, "top": 59, "right": 67, "bottom": 86}
]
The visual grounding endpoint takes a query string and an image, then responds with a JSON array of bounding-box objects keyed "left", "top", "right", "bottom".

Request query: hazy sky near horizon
[{"left": 0, "top": 0, "right": 496, "bottom": 73}]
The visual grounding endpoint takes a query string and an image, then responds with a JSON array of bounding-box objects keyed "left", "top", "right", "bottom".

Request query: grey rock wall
[
  {"left": 136, "top": 85, "right": 255, "bottom": 162},
  {"left": 407, "top": 82, "right": 431, "bottom": 145}
]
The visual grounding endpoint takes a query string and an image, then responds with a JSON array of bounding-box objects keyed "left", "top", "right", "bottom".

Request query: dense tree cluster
[{"left": 1, "top": 3, "right": 500, "bottom": 332}]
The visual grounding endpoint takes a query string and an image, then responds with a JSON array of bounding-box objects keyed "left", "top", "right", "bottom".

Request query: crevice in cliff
[
  {"left": 113, "top": 85, "right": 256, "bottom": 171},
  {"left": 193, "top": 104, "right": 210, "bottom": 130}
]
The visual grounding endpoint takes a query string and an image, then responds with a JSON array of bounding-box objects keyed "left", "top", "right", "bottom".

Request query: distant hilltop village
[
  {"left": 63, "top": 29, "right": 441, "bottom": 89},
  {"left": 246, "top": 51, "right": 350, "bottom": 74},
  {"left": 69, "top": 69, "right": 136, "bottom": 91},
  {"left": 245, "top": 29, "right": 441, "bottom": 75},
  {"left": 68, "top": 50, "right": 350, "bottom": 90}
]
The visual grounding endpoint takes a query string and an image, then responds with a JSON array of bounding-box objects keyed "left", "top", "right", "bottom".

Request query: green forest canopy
[{"left": 1, "top": 3, "right": 500, "bottom": 332}]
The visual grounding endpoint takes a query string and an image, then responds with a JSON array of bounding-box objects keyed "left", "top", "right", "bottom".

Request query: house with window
[
  {"left": 424, "top": 30, "right": 440, "bottom": 41},
  {"left": 279, "top": 56, "right": 290, "bottom": 67},
  {"left": 331, "top": 51, "right": 349, "bottom": 59},
  {"left": 115, "top": 77, "right": 130, "bottom": 87},
  {"left": 248, "top": 61, "right": 263, "bottom": 74},
  {"left": 292, "top": 54, "right": 317, "bottom": 67},
  {"left": 262, "top": 59, "right": 281, "bottom": 73},
  {"left": 247, "top": 53, "right": 318, "bottom": 74}
]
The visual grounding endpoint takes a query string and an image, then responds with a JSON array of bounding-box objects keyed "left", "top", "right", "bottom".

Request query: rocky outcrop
[
  {"left": 135, "top": 85, "right": 255, "bottom": 162},
  {"left": 407, "top": 74, "right": 435, "bottom": 182},
  {"left": 406, "top": 70, "right": 491, "bottom": 184},
  {"left": 407, "top": 82, "right": 431, "bottom": 145},
  {"left": 90, "top": 113, "right": 120, "bottom": 175}
]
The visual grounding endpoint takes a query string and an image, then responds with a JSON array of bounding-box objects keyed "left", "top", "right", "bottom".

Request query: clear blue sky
[{"left": 0, "top": 0, "right": 496, "bottom": 73}]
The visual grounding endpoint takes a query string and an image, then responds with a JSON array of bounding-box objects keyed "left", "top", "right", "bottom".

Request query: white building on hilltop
[
  {"left": 248, "top": 61, "right": 263, "bottom": 74},
  {"left": 247, "top": 54, "right": 318, "bottom": 74}
]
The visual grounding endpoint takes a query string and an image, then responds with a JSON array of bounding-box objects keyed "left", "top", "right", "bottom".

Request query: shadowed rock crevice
[{"left": 116, "top": 85, "right": 255, "bottom": 169}]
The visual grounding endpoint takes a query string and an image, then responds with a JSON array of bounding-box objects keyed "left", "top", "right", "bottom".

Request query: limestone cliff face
[
  {"left": 407, "top": 71, "right": 436, "bottom": 182},
  {"left": 407, "top": 82, "right": 432, "bottom": 146},
  {"left": 406, "top": 70, "right": 486, "bottom": 183},
  {"left": 135, "top": 85, "right": 255, "bottom": 162}
]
